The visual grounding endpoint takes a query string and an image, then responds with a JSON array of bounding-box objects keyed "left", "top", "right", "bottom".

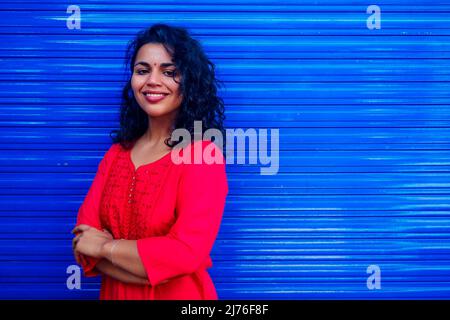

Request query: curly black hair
[{"left": 110, "top": 23, "right": 226, "bottom": 150}]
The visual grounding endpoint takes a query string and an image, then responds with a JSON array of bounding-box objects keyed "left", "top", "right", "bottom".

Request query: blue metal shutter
[{"left": 0, "top": 0, "right": 449, "bottom": 299}]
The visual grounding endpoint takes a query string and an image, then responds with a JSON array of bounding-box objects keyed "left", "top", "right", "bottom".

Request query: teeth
[{"left": 145, "top": 93, "right": 166, "bottom": 97}]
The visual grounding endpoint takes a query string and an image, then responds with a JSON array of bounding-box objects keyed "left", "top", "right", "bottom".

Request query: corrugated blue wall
[{"left": 0, "top": 0, "right": 449, "bottom": 299}]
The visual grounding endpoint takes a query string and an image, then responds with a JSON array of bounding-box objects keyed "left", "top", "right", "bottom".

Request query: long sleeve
[
  {"left": 75, "top": 144, "right": 117, "bottom": 277},
  {"left": 136, "top": 141, "right": 228, "bottom": 287}
]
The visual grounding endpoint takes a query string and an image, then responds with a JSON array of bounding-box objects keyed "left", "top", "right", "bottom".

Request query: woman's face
[{"left": 131, "top": 43, "right": 183, "bottom": 119}]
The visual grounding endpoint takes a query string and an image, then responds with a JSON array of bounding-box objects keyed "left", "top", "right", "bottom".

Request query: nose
[{"left": 145, "top": 70, "right": 162, "bottom": 86}]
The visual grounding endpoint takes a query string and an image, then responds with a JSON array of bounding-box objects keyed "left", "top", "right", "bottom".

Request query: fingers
[
  {"left": 71, "top": 224, "right": 91, "bottom": 234},
  {"left": 72, "top": 235, "right": 82, "bottom": 264},
  {"left": 72, "top": 233, "right": 82, "bottom": 251},
  {"left": 103, "top": 229, "right": 113, "bottom": 239}
]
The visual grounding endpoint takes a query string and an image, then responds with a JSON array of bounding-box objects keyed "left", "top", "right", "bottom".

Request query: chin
[{"left": 142, "top": 105, "right": 179, "bottom": 118}]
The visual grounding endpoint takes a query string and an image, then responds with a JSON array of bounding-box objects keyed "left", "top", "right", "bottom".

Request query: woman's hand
[{"left": 72, "top": 224, "right": 113, "bottom": 259}]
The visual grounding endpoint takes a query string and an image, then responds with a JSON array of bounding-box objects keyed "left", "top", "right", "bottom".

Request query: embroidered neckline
[{"left": 127, "top": 141, "right": 173, "bottom": 172}]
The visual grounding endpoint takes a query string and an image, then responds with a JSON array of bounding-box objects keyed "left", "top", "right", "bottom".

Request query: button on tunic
[{"left": 75, "top": 140, "right": 228, "bottom": 300}]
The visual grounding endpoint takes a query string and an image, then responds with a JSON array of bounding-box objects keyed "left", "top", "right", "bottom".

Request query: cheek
[
  {"left": 131, "top": 75, "right": 144, "bottom": 93},
  {"left": 170, "top": 82, "right": 182, "bottom": 98},
  {"left": 171, "top": 88, "right": 183, "bottom": 105}
]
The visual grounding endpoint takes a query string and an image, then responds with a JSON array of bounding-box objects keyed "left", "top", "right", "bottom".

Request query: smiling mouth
[
  {"left": 142, "top": 92, "right": 168, "bottom": 103},
  {"left": 143, "top": 93, "right": 168, "bottom": 97}
]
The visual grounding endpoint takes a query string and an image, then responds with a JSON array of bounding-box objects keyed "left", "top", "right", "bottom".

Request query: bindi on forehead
[
  {"left": 134, "top": 45, "right": 175, "bottom": 68},
  {"left": 134, "top": 61, "right": 176, "bottom": 68},
  {"left": 136, "top": 57, "right": 173, "bottom": 67}
]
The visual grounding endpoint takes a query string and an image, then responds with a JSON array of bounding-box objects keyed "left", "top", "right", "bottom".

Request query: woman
[{"left": 71, "top": 24, "right": 228, "bottom": 300}]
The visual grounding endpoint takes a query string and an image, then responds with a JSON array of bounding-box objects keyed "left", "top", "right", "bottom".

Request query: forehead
[{"left": 135, "top": 43, "right": 173, "bottom": 63}]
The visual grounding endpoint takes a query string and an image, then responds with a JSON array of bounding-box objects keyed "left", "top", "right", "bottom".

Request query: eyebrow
[{"left": 134, "top": 61, "right": 175, "bottom": 68}]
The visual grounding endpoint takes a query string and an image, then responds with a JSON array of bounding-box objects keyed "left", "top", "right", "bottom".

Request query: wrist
[{"left": 101, "top": 240, "right": 114, "bottom": 259}]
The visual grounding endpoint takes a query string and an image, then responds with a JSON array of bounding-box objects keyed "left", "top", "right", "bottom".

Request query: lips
[{"left": 142, "top": 91, "right": 168, "bottom": 103}]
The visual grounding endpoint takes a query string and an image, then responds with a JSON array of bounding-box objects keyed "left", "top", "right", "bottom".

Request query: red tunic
[{"left": 75, "top": 139, "right": 228, "bottom": 300}]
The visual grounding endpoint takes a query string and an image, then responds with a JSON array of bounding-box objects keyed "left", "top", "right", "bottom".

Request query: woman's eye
[
  {"left": 134, "top": 69, "right": 177, "bottom": 77},
  {"left": 164, "top": 70, "right": 176, "bottom": 77}
]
